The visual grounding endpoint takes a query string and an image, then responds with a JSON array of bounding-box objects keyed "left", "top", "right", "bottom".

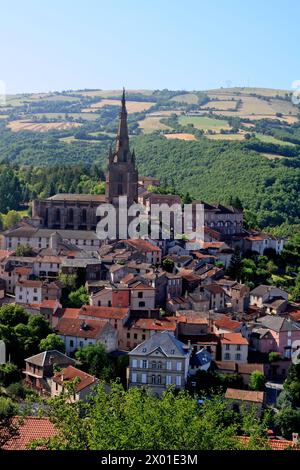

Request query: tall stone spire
[
  {"left": 115, "top": 87, "right": 130, "bottom": 160},
  {"left": 105, "top": 87, "right": 138, "bottom": 206}
]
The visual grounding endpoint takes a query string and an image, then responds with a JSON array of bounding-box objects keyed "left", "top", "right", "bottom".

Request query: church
[{"left": 32, "top": 89, "right": 138, "bottom": 232}]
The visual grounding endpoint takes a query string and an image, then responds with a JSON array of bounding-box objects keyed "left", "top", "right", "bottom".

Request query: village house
[
  {"left": 129, "top": 281, "right": 156, "bottom": 311},
  {"left": 1, "top": 226, "right": 101, "bottom": 253},
  {"left": 188, "top": 347, "right": 212, "bottom": 375},
  {"left": 243, "top": 232, "right": 284, "bottom": 255},
  {"left": 127, "top": 331, "right": 191, "bottom": 396},
  {"left": 213, "top": 314, "right": 245, "bottom": 335},
  {"left": 250, "top": 285, "right": 288, "bottom": 313},
  {"left": 61, "top": 305, "right": 130, "bottom": 350},
  {"left": 56, "top": 317, "right": 118, "bottom": 354},
  {"left": 251, "top": 315, "right": 300, "bottom": 358},
  {"left": 23, "top": 350, "right": 76, "bottom": 395},
  {"left": 15, "top": 280, "right": 43, "bottom": 304},
  {"left": 220, "top": 332, "right": 248, "bottom": 363},
  {"left": 125, "top": 317, "right": 177, "bottom": 350},
  {"left": 202, "top": 284, "right": 227, "bottom": 310},
  {"left": 123, "top": 239, "right": 162, "bottom": 265},
  {"left": 225, "top": 388, "right": 265, "bottom": 415},
  {"left": 215, "top": 278, "right": 250, "bottom": 313},
  {"left": 51, "top": 365, "right": 98, "bottom": 402}
]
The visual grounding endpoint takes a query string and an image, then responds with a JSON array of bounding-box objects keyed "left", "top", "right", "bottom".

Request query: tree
[
  {"left": 249, "top": 371, "right": 267, "bottom": 391},
  {"left": 39, "top": 334, "right": 65, "bottom": 353},
  {"left": 227, "top": 247, "right": 242, "bottom": 281},
  {"left": 30, "top": 382, "right": 270, "bottom": 450},
  {"left": 0, "top": 397, "right": 20, "bottom": 449},
  {"left": 283, "top": 363, "right": 300, "bottom": 407},
  {"left": 0, "top": 304, "right": 29, "bottom": 327},
  {"left": 13, "top": 244, "right": 35, "bottom": 257},
  {"left": 2, "top": 210, "right": 21, "bottom": 230},
  {"left": 75, "top": 343, "right": 111, "bottom": 380},
  {"left": 274, "top": 408, "right": 300, "bottom": 439},
  {"left": 68, "top": 286, "right": 89, "bottom": 308},
  {"left": 0, "top": 362, "right": 20, "bottom": 387},
  {"left": 269, "top": 352, "right": 281, "bottom": 362},
  {"left": 162, "top": 258, "right": 174, "bottom": 273}
]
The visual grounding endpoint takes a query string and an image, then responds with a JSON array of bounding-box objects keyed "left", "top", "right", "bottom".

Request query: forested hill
[{"left": 133, "top": 135, "right": 300, "bottom": 230}]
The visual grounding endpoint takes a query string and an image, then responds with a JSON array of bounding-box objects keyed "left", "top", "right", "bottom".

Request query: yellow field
[
  {"left": 164, "top": 133, "right": 197, "bottom": 141},
  {"left": 202, "top": 100, "right": 237, "bottom": 110},
  {"left": 8, "top": 120, "right": 82, "bottom": 132},
  {"left": 82, "top": 99, "right": 155, "bottom": 114},
  {"left": 170, "top": 93, "right": 199, "bottom": 104},
  {"left": 138, "top": 116, "right": 171, "bottom": 133}
]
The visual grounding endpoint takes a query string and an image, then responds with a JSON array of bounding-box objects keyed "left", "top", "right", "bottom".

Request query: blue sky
[{"left": 1, "top": 0, "right": 299, "bottom": 93}]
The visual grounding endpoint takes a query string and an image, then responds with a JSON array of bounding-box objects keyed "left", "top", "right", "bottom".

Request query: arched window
[
  {"left": 82, "top": 209, "right": 87, "bottom": 224},
  {"left": 55, "top": 208, "right": 60, "bottom": 222}
]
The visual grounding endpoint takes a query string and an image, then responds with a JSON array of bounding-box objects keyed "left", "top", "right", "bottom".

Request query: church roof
[{"left": 47, "top": 193, "right": 106, "bottom": 202}]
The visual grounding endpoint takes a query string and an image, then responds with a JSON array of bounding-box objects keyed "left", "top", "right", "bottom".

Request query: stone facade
[{"left": 33, "top": 89, "right": 138, "bottom": 232}]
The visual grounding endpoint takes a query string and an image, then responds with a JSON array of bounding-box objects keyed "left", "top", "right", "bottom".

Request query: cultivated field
[
  {"left": 83, "top": 99, "right": 156, "bottom": 113},
  {"left": 178, "top": 116, "right": 230, "bottom": 132},
  {"left": 138, "top": 116, "right": 172, "bottom": 133},
  {"left": 8, "top": 120, "right": 82, "bottom": 132},
  {"left": 164, "top": 133, "right": 197, "bottom": 141},
  {"left": 203, "top": 100, "right": 237, "bottom": 110},
  {"left": 170, "top": 93, "right": 199, "bottom": 104},
  {"left": 206, "top": 132, "right": 246, "bottom": 141}
]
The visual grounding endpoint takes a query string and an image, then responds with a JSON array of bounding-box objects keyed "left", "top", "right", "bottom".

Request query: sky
[{"left": 0, "top": 0, "right": 300, "bottom": 94}]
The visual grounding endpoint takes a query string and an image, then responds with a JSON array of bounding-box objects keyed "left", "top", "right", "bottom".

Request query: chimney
[{"left": 292, "top": 433, "right": 299, "bottom": 443}]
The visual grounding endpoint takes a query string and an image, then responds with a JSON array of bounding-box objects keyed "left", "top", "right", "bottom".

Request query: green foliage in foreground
[{"left": 30, "top": 382, "right": 271, "bottom": 450}]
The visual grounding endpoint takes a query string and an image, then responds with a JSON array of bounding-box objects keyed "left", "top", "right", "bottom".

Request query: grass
[
  {"left": 178, "top": 115, "right": 230, "bottom": 131},
  {"left": 255, "top": 133, "right": 296, "bottom": 146},
  {"left": 203, "top": 100, "right": 237, "bottom": 110},
  {"left": 138, "top": 116, "right": 172, "bottom": 133},
  {"left": 7, "top": 120, "right": 82, "bottom": 132},
  {"left": 59, "top": 136, "right": 102, "bottom": 144},
  {"left": 170, "top": 93, "right": 199, "bottom": 104},
  {"left": 83, "top": 99, "right": 155, "bottom": 114},
  {"left": 25, "top": 112, "right": 100, "bottom": 121},
  {"left": 206, "top": 133, "right": 246, "bottom": 141}
]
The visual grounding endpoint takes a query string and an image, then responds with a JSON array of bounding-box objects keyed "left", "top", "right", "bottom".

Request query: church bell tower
[{"left": 105, "top": 88, "right": 138, "bottom": 207}]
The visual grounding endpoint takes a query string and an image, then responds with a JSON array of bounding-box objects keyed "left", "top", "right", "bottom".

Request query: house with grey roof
[
  {"left": 127, "top": 331, "right": 191, "bottom": 396},
  {"left": 23, "top": 349, "right": 76, "bottom": 395},
  {"left": 250, "top": 316, "right": 300, "bottom": 358},
  {"left": 250, "top": 285, "right": 288, "bottom": 313}
]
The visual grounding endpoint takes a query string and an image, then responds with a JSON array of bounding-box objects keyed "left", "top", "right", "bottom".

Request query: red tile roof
[
  {"left": 79, "top": 305, "right": 129, "bottom": 320},
  {"left": 56, "top": 317, "right": 109, "bottom": 339},
  {"left": 61, "top": 308, "right": 81, "bottom": 318},
  {"left": 214, "top": 315, "right": 242, "bottom": 331},
  {"left": 3, "top": 416, "right": 57, "bottom": 450},
  {"left": 221, "top": 332, "right": 248, "bottom": 345},
  {"left": 131, "top": 318, "right": 177, "bottom": 331},
  {"left": 238, "top": 436, "right": 298, "bottom": 450},
  {"left": 225, "top": 388, "right": 265, "bottom": 403},
  {"left": 14, "top": 266, "right": 32, "bottom": 275},
  {"left": 16, "top": 280, "right": 42, "bottom": 288},
  {"left": 130, "top": 281, "right": 155, "bottom": 290},
  {"left": 125, "top": 239, "right": 161, "bottom": 252},
  {"left": 52, "top": 365, "right": 97, "bottom": 392}
]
